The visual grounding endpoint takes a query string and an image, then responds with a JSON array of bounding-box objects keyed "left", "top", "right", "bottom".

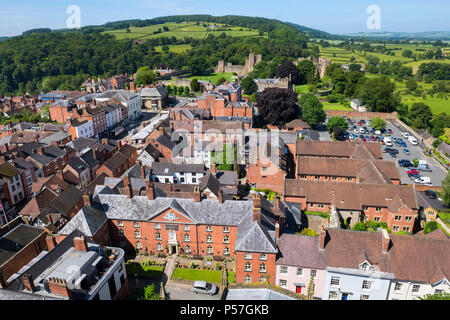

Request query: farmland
[{"left": 105, "top": 22, "right": 262, "bottom": 41}]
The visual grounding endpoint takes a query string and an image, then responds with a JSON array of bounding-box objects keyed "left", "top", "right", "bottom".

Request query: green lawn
[
  {"left": 228, "top": 272, "right": 236, "bottom": 284},
  {"left": 401, "top": 95, "right": 449, "bottom": 115},
  {"left": 171, "top": 268, "right": 223, "bottom": 284},
  {"left": 295, "top": 85, "right": 310, "bottom": 94},
  {"left": 105, "top": 22, "right": 261, "bottom": 40},
  {"left": 126, "top": 262, "right": 164, "bottom": 278},
  {"left": 403, "top": 59, "right": 450, "bottom": 74},
  {"left": 188, "top": 72, "right": 236, "bottom": 84},
  {"left": 322, "top": 101, "right": 353, "bottom": 111},
  {"left": 154, "top": 44, "right": 192, "bottom": 53},
  {"left": 438, "top": 212, "right": 450, "bottom": 227},
  {"left": 304, "top": 211, "right": 331, "bottom": 219}
]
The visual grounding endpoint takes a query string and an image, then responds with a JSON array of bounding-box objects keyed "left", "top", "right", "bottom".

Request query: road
[{"left": 164, "top": 282, "right": 222, "bottom": 300}]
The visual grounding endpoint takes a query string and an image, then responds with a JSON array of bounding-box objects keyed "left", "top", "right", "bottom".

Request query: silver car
[{"left": 192, "top": 281, "right": 217, "bottom": 295}]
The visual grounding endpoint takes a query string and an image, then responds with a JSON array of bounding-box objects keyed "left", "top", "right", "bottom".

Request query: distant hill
[
  {"left": 284, "top": 22, "right": 341, "bottom": 40},
  {"left": 0, "top": 37, "right": 8, "bottom": 42},
  {"left": 343, "top": 31, "right": 450, "bottom": 41}
]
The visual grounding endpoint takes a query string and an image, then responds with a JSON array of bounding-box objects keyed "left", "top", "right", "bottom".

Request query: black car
[
  {"left": 424, "top": 190, "right": 437, "bottom": 199},
  {"left": 389, "top": 152, "right": 397, "bottom": 158},
  {"left": 398, "top": 159, "right": 413, "bottom": 167}
]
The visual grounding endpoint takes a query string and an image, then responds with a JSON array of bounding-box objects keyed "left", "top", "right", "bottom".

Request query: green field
[
  {"left": 154, "top": 44, "right": 192, "bottom": 53},
  {"left": 403, "top": 59, "right": 450, "bottom": 74},
  {"left": 105, "top": 22, "right": 261, "bottom": 40},
  {"left": 322, "top": 101, "right": 353, "bottom": 111},
  {"left": 126, "top": 262, "right": 164, "bottom": 278},
  {"left": 188, "top": 72, "right": 237, "bottom": 84},
  {"left": 295, "top": 84, "right": 310, "bottom": 94}
]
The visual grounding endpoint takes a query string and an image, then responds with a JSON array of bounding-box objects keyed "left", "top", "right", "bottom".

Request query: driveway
[{"left": 164, "top": 282, "right": 222, "bottom": 300}]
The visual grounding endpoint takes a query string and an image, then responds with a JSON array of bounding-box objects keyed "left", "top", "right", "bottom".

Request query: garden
[{"left": 125, "top": 256, "right": 167, "bottom": 279}]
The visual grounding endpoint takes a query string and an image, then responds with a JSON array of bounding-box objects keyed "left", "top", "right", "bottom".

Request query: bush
[
  {"left": 352, "top": 222, "right": 367, "bottom": 231},
  {"left": 297, "top": 228, "right": 319, "bottom": 236},
  {"left": 423, "top": 221, "right": 439, "bottom": 234}
]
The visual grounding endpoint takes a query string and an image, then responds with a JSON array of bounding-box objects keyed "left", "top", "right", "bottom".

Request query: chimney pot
[
  {"left": 22, "top": 274, "right": 35, "bottom": 292},
  {"left": 74, "top": 236, "right": 88, "bottom": 252},
  {"left": 83, "top": 192, "right": 92, "bottom": 207},
  {"left": 218, "top": 188, "right": 224, "bottom": 204},
  {"left": 319, "top": 230, "right": 327, "bottom": 249},
  {"left": 46, "top": 235, "right": 56, "bottom": 251},
  {"left": 194, "top": 186, "right": 201, "bottom": 202}
]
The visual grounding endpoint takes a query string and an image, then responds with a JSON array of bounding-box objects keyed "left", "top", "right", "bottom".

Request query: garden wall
[{"left": 325, "top": 110, "right": 398, "bottom": 120}]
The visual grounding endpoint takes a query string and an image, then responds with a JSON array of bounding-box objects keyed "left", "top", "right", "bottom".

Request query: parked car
[
  {"left": 415, "top": 176, "right": 431, "bottom": 185},
  {"left": 375, "top": 130, "right": 381, "bottom": 135},
  {"left": 370, "top": 135, "right": 376, "bottom": 141},
  {"left": 359, "top": 127, "right": 366, "bottom": 133},
  {"left": 398, "top": 160, "right": 413, "bottom": 167},
  {"left": 409, "top": 174, "right": 421, "bottom": 180},
  {"left": 384, "top": 137, "right": 393, "bottom": 147},
  {"left": 389, "top": 152, "right": 397, "bottom": 158},
  {"left": 403, "top": 149, "right": 411, "bottom": 155},
  {"left": 408, "top": 136, "right": 418, "bottom": 146},
  {"left": 357, "top": 121, "right": 363, "bottom": 126},
  {"left": 424, "top": 190, "right": 437, "bottom": 199},
  {"left": 417, "top": 164, "right": 432, "bottom": 172},
  {"left": 387, "top": 129, "right": 393, "bottom": 134},
  {"left": 192, "top": 281, "right": 218, "bottom": 295},
  {"left": 406, "top": 169, "right": 419, "bottom": 175},
  {"left": 401, "top": 132, "right": 410, "bottom": 138}
]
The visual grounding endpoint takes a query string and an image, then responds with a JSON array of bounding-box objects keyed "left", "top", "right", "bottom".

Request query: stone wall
[{"left": 324, "top": 110, "right": 399, "bottom": 120}]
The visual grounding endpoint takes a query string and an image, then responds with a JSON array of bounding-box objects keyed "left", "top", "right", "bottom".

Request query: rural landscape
[{"left": 0, "top": 1, "right": 449, "bottom": 307}]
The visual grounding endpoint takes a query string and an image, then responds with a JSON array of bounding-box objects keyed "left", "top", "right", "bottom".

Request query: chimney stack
[
  {"left": 46, "top": 234, "right": 56, "bottom": 251},
  {"left": 194, "top": 186, "right": 201, "bottom": 202},
  {"left": 275, "top": 221, "right": 280, "bottom": 239},
  {"left": 168, "top": 183, "right": 173, "bottom": 192},
  {"left": 22, "top": 274, "right": 35, "bottom": 292},
  {"left": 124, "top": 174, "right": 132, "bottom": 198},
  {"left": 218, "top": 188, "right": 224, "bottom": 204},
  {"left": 55, "top": 170, "right": 63, "bottom": 181},
  {"left": 253, "top": 195, "right": 261, "bottom": 223},
  {"left": 319, "top": 230, "right": 327, "bottom": 249},
  {"left": 74, "top": 236, "right": 88, "bottom": 252},
  {"left": 381, "top": 228, "right": 391, "bottom": 253},
  {"left": 210, "top": 164, "right": 217, "bottom": 174},
  {"left": 146, "top": 178, "right": 155, "bottom": 200},
  {"left": 48, "top": 277, "right": 72, "bottom": 298},
  {"left": 83, "top": 192, "right": 92, "bottom": 207}
]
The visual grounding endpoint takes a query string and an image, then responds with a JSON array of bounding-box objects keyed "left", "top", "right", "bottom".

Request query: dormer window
[{"left": 359, "top": 261, "right": 372, "bottom": 271}]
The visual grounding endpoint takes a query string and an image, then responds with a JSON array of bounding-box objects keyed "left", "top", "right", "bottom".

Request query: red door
[{"left": 296, "top": 286, "right": 302, "bottom": 294}]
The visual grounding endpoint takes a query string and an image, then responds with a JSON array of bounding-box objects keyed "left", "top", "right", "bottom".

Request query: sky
[{"left": 0, "top": 0, "right": 449, "bottom": 37}]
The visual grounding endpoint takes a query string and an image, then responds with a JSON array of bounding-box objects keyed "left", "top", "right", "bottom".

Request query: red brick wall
[
  {"left": 364, "top": 206, "right": 417, "bottom": 233},
  {"left": 247, "top": 159, "right": 285, "bottom": 194},
  {"left": 0, "top": 232, "right": 47, "bottom": 287},
  {"left": 235, "top": 251, "right": 276, "bottom": 285}
]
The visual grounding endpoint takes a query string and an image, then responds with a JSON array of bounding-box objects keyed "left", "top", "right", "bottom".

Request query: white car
[
  {"left": 375, "top": 130, "right": 381, "bottom": 135},
  {"left": 359, "top": 128, "right": 366, "bottom": 133},
  {"left": 408, "top": 136, "right": 418, "bottom": 146},
  {"left": 414, "top": 176, "right": 431, "bottom": 185},
  {"left": 384, "top": 137, "right": 393, "bottom": 147},
  {"left": 401, "top": 132, "right": 410, "bottom": 138},
  {"left": 354, "top": 128, "right": 359, "bottom": 134}
]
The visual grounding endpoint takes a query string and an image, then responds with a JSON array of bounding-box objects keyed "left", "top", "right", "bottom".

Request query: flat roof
[{"left": 226, "top": 288, "right": 295, "bottom": 300}]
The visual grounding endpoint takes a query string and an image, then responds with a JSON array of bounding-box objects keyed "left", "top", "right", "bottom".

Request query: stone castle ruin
[
  {"left": 215, "top": 52, "right": 262, "bottom": 76},
  {"left": 295, "top": 56, "right": 332, "bottom": 79}
]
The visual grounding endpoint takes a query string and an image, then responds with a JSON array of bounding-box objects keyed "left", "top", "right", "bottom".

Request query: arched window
[
  {"left": 185, "top": 245, "right": 191, "bottom": 253},
  {"left": 223, "top": 246, "right": 230, "bottom": 255}
]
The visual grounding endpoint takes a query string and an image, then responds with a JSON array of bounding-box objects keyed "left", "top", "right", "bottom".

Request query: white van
[
  {"left": 408, "top": 136, "right": 418, "bottom": 145},
  {"left": 414, "top": 176, "right": 431, "bottom": 185},
  {"left": 384, "top": 137, "right": 393, "bottom": 147}
]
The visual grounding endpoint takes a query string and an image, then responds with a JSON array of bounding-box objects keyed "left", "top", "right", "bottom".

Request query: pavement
[{"left": 164, "top": 282, "right": 222, "bottom": 300}]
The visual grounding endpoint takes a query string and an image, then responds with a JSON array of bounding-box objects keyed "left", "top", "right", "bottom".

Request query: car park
[
  {"left": 415, "top": 176, "right": 431, "bottom": 185},
  {"left": 418, "top": 164, "right": 432, "bottom": 172},
  {"left": 387, "top": 129, "right": 393, "bottom": 134},
  {"left": 375, "top": 130, "right": 381, "bottom": 135},
  {"left": 192, "top": 281, "right": 218, "bottom": 296},
  {"left": 403, "top": 149, "right": 411, "bottom": 155},
  {"left": 383, "top": 137, "right": 393, "bottom": 147},
  {"left": 409, "top": 173, "right": 421, "bottom": 180},
  {"left": 398, "top": 160, "right": 413, "bottom": 167},
  {"left": 406, "top": 169, "right": 419, "bottom": 175},
  {"left": 408, "top": 136, "right": 418, "bottom": 146}
]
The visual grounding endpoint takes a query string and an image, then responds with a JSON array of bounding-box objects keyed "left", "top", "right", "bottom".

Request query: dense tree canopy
[
  {"left": 326, "top": 116, "right": 348, "bottom": 132},
  {"left": 409, "top": 103, "right": 433, "bottom": 129},
  {"left": 256, "top": 88, "right": 299, "bottom": 127},
  {"left": 357, "top": 76, "right": 401, "bottom": 112},
  {"left": 135, "top": 67, "right": 156, "bottom": 86},
  {"left": 299, "top": 93, "right": 326, "bottom": 128},
  {"left": 369, "top": 117, "right": 387, "bottom": 130},
  {"left": 276, "top": 61, "right": 303, "bottom": 85},
  {"left": 241, "top": 76, "right": 257, "bottom": 95}
]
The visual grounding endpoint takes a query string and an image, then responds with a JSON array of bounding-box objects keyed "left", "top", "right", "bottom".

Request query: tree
[
  {"left": 143, "top": 284, "right": 160, "bottom": 300},
  {"left": 299, "top": 93, "right": 326, "bottom": 128},
  {"left": 402, "top": 49, "right": 413, "bottom": 58},
  {"left": 357, "top": 76, "right": 401, "bottom": 112},
  {"left": 299, "top": 228, "right": 318, "bottom": 236},
  {"left": 409, "top": 103, "right": 432, "bottom": 128},
  {"left": 326, "top": 116, "right": 348, "bottom": 133},
  {"left": 256, "top": 88, "right": 299, "bottom": 127},
  {"left": 430, "top": 113, "right": 448, "bottom": 138},
  {"left": 276, "top": 61, "right": 303, "bottom": 85},
  {"left": 442, "top": 172, "right": 450, "bottom": 207},
  {"left": 183, "top": 86, "right": 190, "bottom": 97},
  {"left": 296, "top": 59, "right": 316, "bottom": 84},
  {"left": 333, "top": 126, "right": 346, "bottom": 141},
  {"left": 352, "top": 222, "right": 367, "bottom": 231},
  {"left": 177, "top": 86, "right": 184, "bottom": 96},
  {"left": 162, "top": 45, "right": 169, "bottom": 52},
  {"left": 216, "top": 77, "right": 227, "bottom": 86},
  {"left": 419, "top": 292, "right": 450, "bottom": 300},
  {"left": 190, "top": 79, "right": 200, "bottom": 92},
  {"left": 369, "top": 117, "right": 387, "bottom": 131},
  {"left": 349, "top": 64, "right": 361, "bottom": 72},
  {"left": 423, "top": 221, "right": 439, "bottom": 234},
  {"left": 405, "top": 78, "right": 418, "bottom": 92},
  {"left": 135, "top": 67, "right": 156, "bottom": 86},
  {"left": 241, "top": 76, "right": 257, "bottom": 95},
  {"left": 188, "top": 56, "right": 209, "bottom": 76}
]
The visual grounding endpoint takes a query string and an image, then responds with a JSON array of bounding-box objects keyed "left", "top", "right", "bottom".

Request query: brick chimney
[
  {"left": 124, "top": 174, "right": 132, "bottom": 198},
  {"left": 146, "top": 178, "right": 154, "bottom": 200},
  {"left": 83, "top": 192, "right": 92, "bottom": 207},
  {"left": 381, "top": 228, "right": 391, "bottom": 253},
  {"left": 22, "top": 274, "right": 35, "bottom": 292},
  {"left": 101, "top": 138, "right": 109, "bottom": 145},
  {"left": 168, "top": 183, "right": 173, "bottom": 192},
  {"left": 48, "top": 277, "right": 72, "bottom": 298},
  {"left": 210, "top": 164, "right": 217, "bottom": 174},
  {"left": 194, "top": 186, "right": 201, "bottom": 202},
  {"left": 140, "top": 164, "right": 145, "bottom": 178},
  {"left": 55, "top": 170, "right": 64, "bottom": 181},
  {"left": 74, "top": 236, "right": 88, "bottom": 252},
  {"left": 319, "top": 230, "right": 327, "bottom": 249},
  {"left": 37, "top": 147, "right": 44, "bottom": 155},
  {"left": 46, "top": 235, "right": 56, "bottom": 251},
  {"left": 275, "top": 221, "right": 281, "bottom": 239},
  {"left": 253, "top": 195, "right": 261, "bottom": 223},
  {"left": 218, "top": 188, "right": 224, "bottom": 204}
]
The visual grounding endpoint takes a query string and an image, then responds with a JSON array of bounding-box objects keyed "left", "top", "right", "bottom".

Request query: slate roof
[
  {"left": 66, "top": 137, "right": 97, "bottom": 152},
  {"left": 0, "top": 224, "right": 45, "bottom": 266},
  {"left": 151, "top": 162, "right": 204, "bottom": 176},
  {"left": 215, "top": 171, "right": 238, "bottom": 186},
  {"left": 66, "top": 157, "right": 89, "bottom": 174},
  {"left": 199, "top": 171, "right": 222, "bottom": 196},
  {"left": 276, "top": 234, "right": 325, "bottom": 269},
  {"left": 59, "top": 206, "right": 108, "bottom": 237},
  {"left": 156, "top": 134, "right": 176, "bottom": 150},
  {"left": 38, "top": 131, "right": 71, "bottom": 146}
]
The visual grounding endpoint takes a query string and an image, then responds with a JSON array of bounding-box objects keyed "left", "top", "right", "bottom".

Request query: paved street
[{"left": 164, "top": 282, "right": 222, "bottom": 300}]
